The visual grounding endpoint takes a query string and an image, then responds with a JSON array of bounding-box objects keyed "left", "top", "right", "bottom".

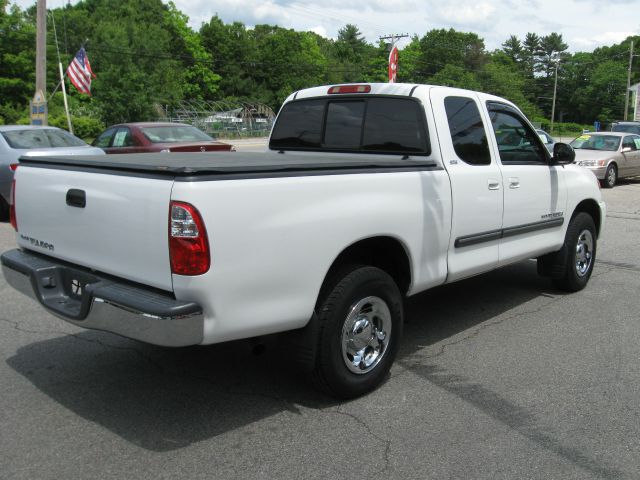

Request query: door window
[
  {"left": 487, "top": 103, "right": 547, "bottom": 164},
  {"left": 112, "top": 127, "right": 134, "bottom": 148},
  {"left": 94, "top": 128, "right": 116, "bottom": 148},
  {"left": 622, "top": 136, "right": 638, "bottom": 151}
]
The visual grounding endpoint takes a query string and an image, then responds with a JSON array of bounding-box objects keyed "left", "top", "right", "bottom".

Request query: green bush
[
  {"left": 533, "top": 119, "right": 590, "bottom": 136},
  {"left": 48, "top": 115, "right": 104, "bottom": 142}
]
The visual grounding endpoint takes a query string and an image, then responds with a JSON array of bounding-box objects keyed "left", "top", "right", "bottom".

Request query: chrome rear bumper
[{"left": 1, "top": 249, "right": 203, "bottom": 347}]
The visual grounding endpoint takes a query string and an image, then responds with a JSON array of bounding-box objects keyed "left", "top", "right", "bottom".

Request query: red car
[{"left": 93, "top": 122, "right": 234, "bottom": 153}]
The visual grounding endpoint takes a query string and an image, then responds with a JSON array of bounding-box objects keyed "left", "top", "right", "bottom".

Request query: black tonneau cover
[{"left": 19, "top": 151, "right": 437, "bottom": 177}]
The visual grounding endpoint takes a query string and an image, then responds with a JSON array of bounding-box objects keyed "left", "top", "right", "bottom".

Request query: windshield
[
  {"left": 140, "top": 125, "right": 212, "bottom": 143},
  {"left": 611, "top": 124, "right": 640, "bottom": 134},
  {"left": 570, "top": 134, "right": 620, "bottom": 151},
  {"left": 1, "top": 129, "right": 86, "bottom": 149}
]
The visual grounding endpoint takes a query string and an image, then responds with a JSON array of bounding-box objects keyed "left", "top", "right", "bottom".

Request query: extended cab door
[
  {"left": 484, "top": 101, "right": 567, "bottom": 265},
  {"left": 430, "top": 88, "right": 502, "bottom": 282}
]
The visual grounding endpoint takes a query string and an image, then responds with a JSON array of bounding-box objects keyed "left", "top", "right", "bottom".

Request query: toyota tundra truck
[{"left": 1, "top": 83, "right": 605, "bottom": 398}]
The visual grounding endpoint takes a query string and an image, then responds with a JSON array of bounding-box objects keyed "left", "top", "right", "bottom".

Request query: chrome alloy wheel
[
  {"left": 341, "top": 296, "right": 391, "bottom": 374},
  {"left": 575, "top": 229, "right": 594, "bottom": 277},
  {"left": 606, "top": 166, "right": 616, "bottom": 187}
]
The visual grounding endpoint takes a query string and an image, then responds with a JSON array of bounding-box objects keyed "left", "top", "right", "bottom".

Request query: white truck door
[
  {"left": 430, "top": 88, "right": 502, "bottom": 282},
  {"left": 484, "top": 101, "right": 567, "bottom": 266}
]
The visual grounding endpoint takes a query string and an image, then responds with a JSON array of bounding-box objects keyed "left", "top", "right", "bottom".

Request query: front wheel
[
  {"left": 601, "top": 164, "right": 617, "bottom": 188},
  {"left": 552, "top": 212, "right": 597, "bottom": 292},
  {"left": 312, "top": 265, "right": 403, "bottom": 398}
]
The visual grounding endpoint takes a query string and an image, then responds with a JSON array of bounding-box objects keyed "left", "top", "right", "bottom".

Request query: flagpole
[
  {"left": 58, "top": 61, "right": 73, "bottom": 134},
  {"left": 50, "top": 11, "right": 73, "bottom": 134}
]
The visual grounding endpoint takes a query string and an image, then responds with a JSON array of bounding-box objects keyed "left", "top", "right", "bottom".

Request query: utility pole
[
  {"left": 379, "top": 34, "right": 408, "bottom": 83},
  {"left": 550, "top": 59, "right": 559, "bottom": 135},
  {"left": 379, "top": 33, "right": 409, "bottom": 49},
  {"left": 31, "top": 0, "right": 47, "bottom": 125},
  {"left": 624, "top": 40, "right": 638, "bottom": 121}
]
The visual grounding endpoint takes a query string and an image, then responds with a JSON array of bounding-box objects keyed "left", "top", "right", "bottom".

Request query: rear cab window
[
  {"left": 443, "top": 96, "right": 491, "bottom": 165},
  {"left": 270, "top": 96, "right": 430, "bottom": 155}
]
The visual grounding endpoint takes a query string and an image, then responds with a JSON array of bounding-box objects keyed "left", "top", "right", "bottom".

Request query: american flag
[{"left": 67, "top": 47, "right": 96, "bottom": 95}]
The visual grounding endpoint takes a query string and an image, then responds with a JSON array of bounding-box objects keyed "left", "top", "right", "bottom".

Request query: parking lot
[{"left": 1, "top": 178, "right": 639, "bottom": 479}]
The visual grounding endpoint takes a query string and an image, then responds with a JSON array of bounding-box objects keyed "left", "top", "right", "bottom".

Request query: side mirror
[
  {"left": 622, "top": 146, "right": 632, "bottom": 153},
  {"left": 552, "top": 142, "right": 575, "bottom": 164}
]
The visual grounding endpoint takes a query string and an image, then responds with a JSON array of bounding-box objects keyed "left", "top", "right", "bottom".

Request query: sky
[{"left": 9, "top": 0, "right": 640, "bottom": 52}]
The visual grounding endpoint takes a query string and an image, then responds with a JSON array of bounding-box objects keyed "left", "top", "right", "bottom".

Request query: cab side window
[
  {"left": 444, "top": 96, "right": 491, "bottom": 165},
  {"left": 94, "top": 127, "right": 116, "bottom": 148},
  {"left": 622, "top": 136, "right": 638, "bottom": 151},
  {"left": 112, "top": 127, "right": 134, "bottom": 147},
  {"left": 487, "top": 102, "right": 547, "bottom": 164}
]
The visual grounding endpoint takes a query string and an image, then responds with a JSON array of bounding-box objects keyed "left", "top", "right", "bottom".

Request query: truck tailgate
[{"left": 14, "top": 165, "right": 174, "bottom": 291}]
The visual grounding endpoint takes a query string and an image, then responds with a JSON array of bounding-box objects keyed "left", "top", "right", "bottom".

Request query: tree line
[{"left": 0, "top": 0, "right": 638, "bottom": 137}]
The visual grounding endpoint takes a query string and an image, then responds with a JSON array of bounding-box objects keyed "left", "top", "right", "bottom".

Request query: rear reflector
[
  {"left": 328, "top": 85, "right": 371, "bottom": 94},
  {"left": 9, "top": 163, "right": 19, "bottom": 171},
  {"left": 9, "top": 179, "right": 17, "bottom": 231},
  {"left": 169, "top": 201, "right": 210, "bottom": 276}
]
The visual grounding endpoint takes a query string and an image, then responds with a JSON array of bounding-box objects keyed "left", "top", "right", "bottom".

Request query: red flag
[
  {"left": 388, "top": 46, "right": 398, "bottom": 83},
  {"left": 67, "top": 47, "right": 96, "bottom": 95}
]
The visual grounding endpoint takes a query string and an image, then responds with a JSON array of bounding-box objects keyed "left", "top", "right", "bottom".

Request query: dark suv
[{"left": 611, "top": 121, "right": 640, "bottom": 135}]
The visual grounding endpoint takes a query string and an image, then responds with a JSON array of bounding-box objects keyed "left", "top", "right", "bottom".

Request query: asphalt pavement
[{"left": 1, "top": 177, "right": 640, "bottom": 479}]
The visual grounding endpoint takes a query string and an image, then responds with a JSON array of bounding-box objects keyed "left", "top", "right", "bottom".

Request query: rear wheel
[
  {"left": 552, "top": 212, "right": 597, "bottom": 292},
  {"left": 312, "top": 265, "right": 403, "bottom": 398},
  {"left": 602, "top": 164, "right": 617, "bottom": 188}
]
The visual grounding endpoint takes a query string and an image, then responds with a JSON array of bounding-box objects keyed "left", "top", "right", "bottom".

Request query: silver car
[
  {"left": 0, "top": 125, "right": 105, "bottom": 220},
  {"left": 570, "top": 131, "right": 640, "bottom": 188}
]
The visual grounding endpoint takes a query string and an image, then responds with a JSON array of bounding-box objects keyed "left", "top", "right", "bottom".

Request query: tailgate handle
[{"left": 66, "top": 189, "right": 86, "bottom": 208}]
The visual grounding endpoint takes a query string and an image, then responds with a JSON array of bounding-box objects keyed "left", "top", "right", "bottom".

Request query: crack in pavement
[
  {"left": 394, "top": 264, "right": 616, "bottom": 375},
  {"left": 329, "top": 406, "right": 392, "bottom": 474},
  {"left": 0, "top": 315, "right": 165, "bottom": 372},
  {"left": 606, "top": 213, "right": 640, "bottom": 220},
  {"left": 596, "top": 259, "right": 640, "bottom": 273},
  {"left": 401, "top": 293, "right": 566, "bottom": 367}
]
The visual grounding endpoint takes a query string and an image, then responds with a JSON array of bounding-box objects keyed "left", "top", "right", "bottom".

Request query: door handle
[
  {"left": 509, "top": 177, "right": 520, "bottom": 189},
  {"left": 488, "top": 180, "right": 501, "bottom": 190},
  {"left": 66, "top": 189, "right": 86, "bottom": 208}
]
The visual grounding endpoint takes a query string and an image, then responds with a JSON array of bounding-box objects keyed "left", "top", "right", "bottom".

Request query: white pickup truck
[{"left": 1, "top": 83, "right": 605, "bottom": 398}]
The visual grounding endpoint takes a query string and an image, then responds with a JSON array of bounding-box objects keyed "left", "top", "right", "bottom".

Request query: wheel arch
[
  {"left": 571, "top": 199, "right": 602, "bottom": 237},
  {"left": 321, "top": 236, "right": 413, "bottom": 297}
]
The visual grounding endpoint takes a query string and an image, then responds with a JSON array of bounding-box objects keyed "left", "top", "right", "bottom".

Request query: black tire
[
  {"left": 552, "top": 212, "right": 597, "bottom": 292},
  {"left": 0, "top": 195, "right": 9, "bottom": 222},
  {"left": 312, "top": 265, "right": 403, "bottom": 399},
  {"left": 601, "top": 164, "right": 617, "bottom": 188}
]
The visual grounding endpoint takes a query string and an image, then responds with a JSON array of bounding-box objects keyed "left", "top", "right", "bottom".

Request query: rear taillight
[
  {"left": 9, "top": 173, "right": 17, "bottom": 231},
  {"left": 327, "top": 84, "right": 371, "bottom": 94},
  {"left": 169, "top": 201, "right": 210, "bottom": 275}
]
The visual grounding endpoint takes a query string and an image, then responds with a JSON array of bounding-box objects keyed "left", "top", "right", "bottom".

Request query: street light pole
[
  {"left": 624, "top": 40, "right": 634, "bottom": 121},
  {"left": 550, "top": 60, "right": 559, "bottom": 135}
]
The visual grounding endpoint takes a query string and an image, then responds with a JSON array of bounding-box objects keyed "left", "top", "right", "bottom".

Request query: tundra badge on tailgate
[{"left": 20, "top": 235, "right": 55, "bottom": 251}]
